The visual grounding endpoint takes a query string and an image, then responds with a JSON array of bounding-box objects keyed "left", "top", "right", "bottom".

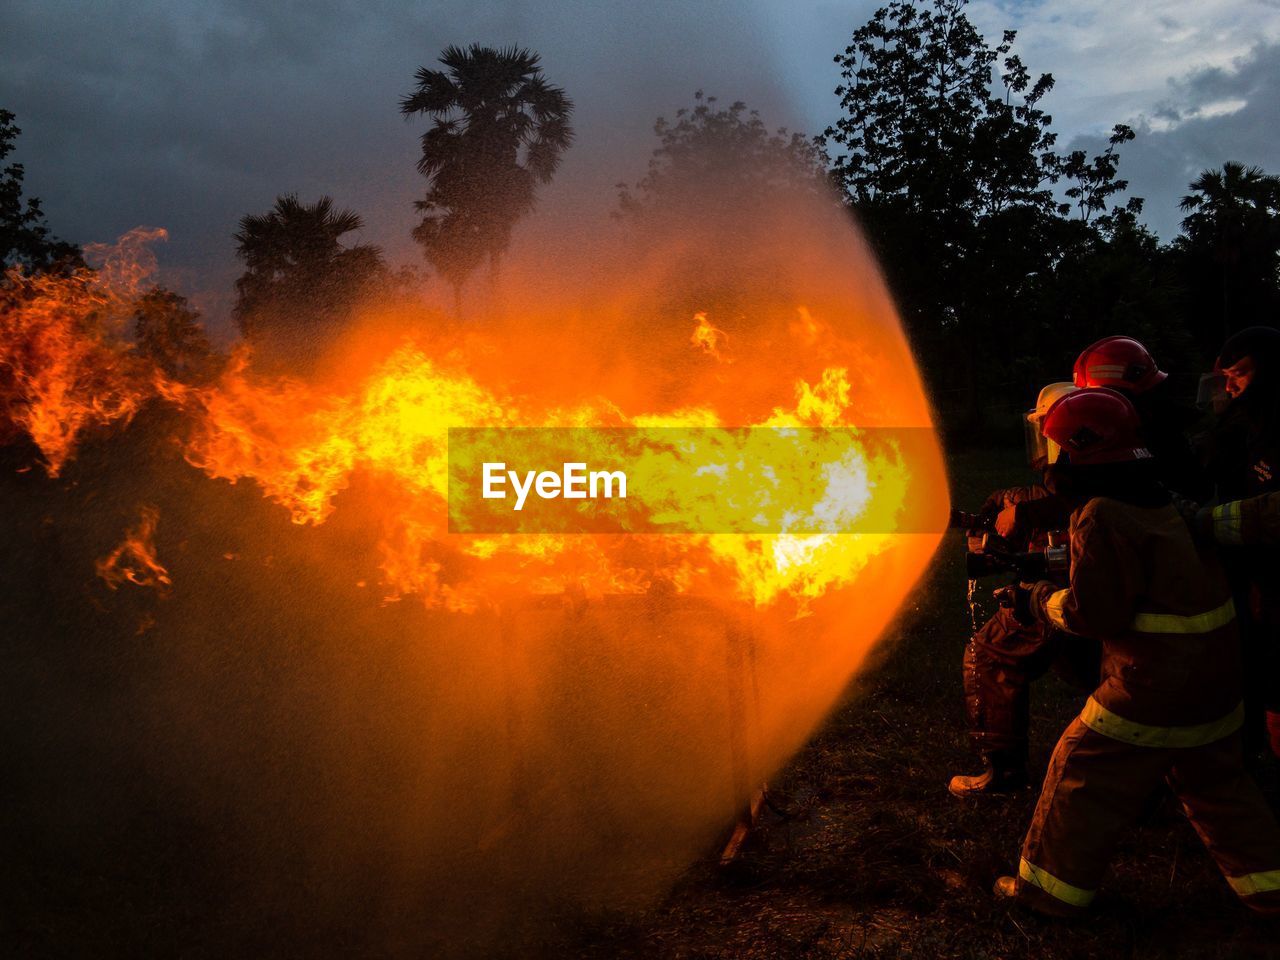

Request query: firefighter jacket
[
  {"left": 1208, "top": 491, "right": 1280, "bottom": 547},
  {"left": 1029, "top": 497, "right": 1241, "bottom": 732}
]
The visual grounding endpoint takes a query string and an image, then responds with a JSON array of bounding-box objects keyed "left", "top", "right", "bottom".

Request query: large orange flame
[{"left": 1, "top": 194, "right": 949, "bottom": 929}]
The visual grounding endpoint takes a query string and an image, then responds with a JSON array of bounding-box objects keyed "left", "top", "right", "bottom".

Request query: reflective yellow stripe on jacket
[
  {"left": 1041, "top": 594, "right": 1235, "bottom": 636},
  {"left": 1130, "top": 598, "right": 1235, "bottom": 634},
  {"left": 1227, "top": 869, "right": 1280, "bottom": 897},
  {"left": 1212, "top": 500, "right": 1244, "bottom": 546},
  {"left": 1080, "top": 698, "right": 1244, "bottom": 748},
  {"left": 1018, "top": 858, "right": 1095, "bottom": 907},
  {"left": 1043, "top": 588, "right": 1069, "bottom": 631}
]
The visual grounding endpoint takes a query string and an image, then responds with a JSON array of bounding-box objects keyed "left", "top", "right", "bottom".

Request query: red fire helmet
[
  {"left": 1040, "top": 388, "right": 1152, "bottom": 466},
  {"left": 1072, "top": 336, "right": 1168, "bottom": 394}
]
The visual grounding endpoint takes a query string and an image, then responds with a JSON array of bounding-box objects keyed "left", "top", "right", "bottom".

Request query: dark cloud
[{"left": 1063, "top": 41, "right": 1280, "bottom": 240}]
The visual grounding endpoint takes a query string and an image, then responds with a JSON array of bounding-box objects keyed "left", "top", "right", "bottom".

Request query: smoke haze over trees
[{"left": 232, "top": 194, "right": 385, "bottom": 368}]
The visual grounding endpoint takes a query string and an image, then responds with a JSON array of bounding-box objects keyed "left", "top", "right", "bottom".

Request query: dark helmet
[{"left": 1217, "top": 326, "right": 1280, "bottom": 374}]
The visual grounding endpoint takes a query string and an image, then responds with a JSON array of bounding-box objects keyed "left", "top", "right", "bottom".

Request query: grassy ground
[{"left": 565, "top": 447, "right": 1280, "bottom": 960}]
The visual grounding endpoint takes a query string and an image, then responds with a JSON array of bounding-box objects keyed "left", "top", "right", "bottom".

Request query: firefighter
[
  {"left": 1197, "top": 325, "right": 1280, "bottom": 759},
  {"left": 994, "top": 387, "right": 1280, "bottom": 917},
  {"left": 1197, "top": 488, "right": 1280, "bottom": 759},
  {"left": 1202, "top": 490, "right": 1280, "bottom": 546},
  {"left": 1073, "top": 335, "right": 1210, "bottom": 500},
  {"left": 948, "top": 382, "right": 1097, "bottom": 798}
]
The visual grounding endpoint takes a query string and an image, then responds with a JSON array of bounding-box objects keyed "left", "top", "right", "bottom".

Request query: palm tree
[
  {"left": 400, "top": 44, "right": 574, "bottom": 311},
  {"left": 1178, "top": 163, "right": 1280, "bottom": 340},
  {"left": 233, "top": 194, "right": 384, "bottom": 346},
  {"left": 1180, "top": 162, "right": 1279, "bottom": 244}
]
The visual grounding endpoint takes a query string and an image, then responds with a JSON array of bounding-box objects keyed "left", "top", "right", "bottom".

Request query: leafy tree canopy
[
  {"left": 133, "top": 287, "right": 220, "bottom": 383},
  {"left": 1175, "top": 162, "right": 1280, "bottom": 351},
  {"left": 617, "top": 91, "right": 829, "bottom": 222},
  {"left": 821, "top": 0, "right": 1146, "bottom": 429},
  {"left": 1, "top": 109, "right": 81, "bottom": 272}
]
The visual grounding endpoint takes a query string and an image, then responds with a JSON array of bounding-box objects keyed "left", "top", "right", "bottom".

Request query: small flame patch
[{"left": 96, "top": 505, "right": 172, "bottom": 594}]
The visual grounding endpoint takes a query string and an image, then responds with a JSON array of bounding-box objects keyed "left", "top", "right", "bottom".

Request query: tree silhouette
[
  {"left": 133, "top": 287, "right": 219, "bottom": 383},
  {"left": 400, "top": 44, "right": 573, "bottom": 310},
  {"left": 1175, "top": 162, "right": 1280, "bottom": 351},
  {"left": 823, "top": 0, "right": 1142, "bottom": 428},
  {"left": 1, "top": 109, "right": 81, "bottom": 272},
  {"left": 233, "top": 194, "right": 384, "bottom": 356}
]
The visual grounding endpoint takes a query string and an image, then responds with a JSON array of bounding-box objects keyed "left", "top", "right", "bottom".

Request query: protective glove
[
  {"left": 1170, "top": 494, "right": 1215, "bottom": 545},
  {"left": 994, "top": 581, "right": 1037, "bottom": 626},
  {"left": 995, "top": 502, "right": 1020, "bottom": 539},
  {"left": 1267, "top": 710, "right": 1280, "bottom": 760},
  {"left": 979, "top": 489, "right": 1010, "bottom": 526}
]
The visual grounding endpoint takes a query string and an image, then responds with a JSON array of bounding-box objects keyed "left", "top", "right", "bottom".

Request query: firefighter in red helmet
[
  {"left": 1073, "top": 336, "right": 1209, "bottom": 500},
  {"left": 994, "top": 388, "right": 1280, "bottom": 917},
  {"left": 1072, "top": 335, "right": 1167, "bottom": 394}
]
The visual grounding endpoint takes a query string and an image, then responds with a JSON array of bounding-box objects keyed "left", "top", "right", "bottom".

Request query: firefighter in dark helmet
[
  {"left": 1196, "top": 325, "right": 1280, "bottom": 758},
  {"left": 994, "top": 387, "right": 1280, "bottom": 917}
]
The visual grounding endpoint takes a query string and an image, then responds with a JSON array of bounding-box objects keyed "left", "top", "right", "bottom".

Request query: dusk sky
[{"left": 4, "top": 0, "right": 1278, "bottom": 325}]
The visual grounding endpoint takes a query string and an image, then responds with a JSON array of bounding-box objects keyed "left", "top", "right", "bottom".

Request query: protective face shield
[
  {"left": 1024, "top": 413, "right": 1057, "bottom": 470},
  {"left": 1024, "top": 382, "right": 1077, "bottom": 469},
  {"left": 1196, "top": 371, "right": 1229, "bottom": 414}
]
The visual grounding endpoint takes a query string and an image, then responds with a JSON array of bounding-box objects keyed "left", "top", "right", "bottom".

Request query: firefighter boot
[{"left": 948, "top": 750, "right": 1029, "bottom": 798}]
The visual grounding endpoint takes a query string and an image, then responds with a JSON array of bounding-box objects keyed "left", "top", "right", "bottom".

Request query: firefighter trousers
[
  {"left": 1016, "top": 715, "right": 1280, "bottom": 917},
  {"left": 962, "top": 607, "right": 1099, "bottom": 758}
]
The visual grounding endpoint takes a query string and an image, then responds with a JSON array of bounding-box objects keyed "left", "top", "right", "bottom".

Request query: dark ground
[
  {"left": 565, "top": 447, "right": 1280, "bottom": 960},
  {"left": 3, "top": 433, "right": 1278, "bottom": 958}
]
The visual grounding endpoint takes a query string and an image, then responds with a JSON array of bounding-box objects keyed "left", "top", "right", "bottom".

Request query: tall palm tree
[{"left": 400, "top": 44, "right": 574, "bottom": 311}]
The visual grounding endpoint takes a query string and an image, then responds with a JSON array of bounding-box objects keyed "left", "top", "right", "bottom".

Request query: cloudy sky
[{"left": 3, "top": 0, "right": 1279, "bottom": 323}]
